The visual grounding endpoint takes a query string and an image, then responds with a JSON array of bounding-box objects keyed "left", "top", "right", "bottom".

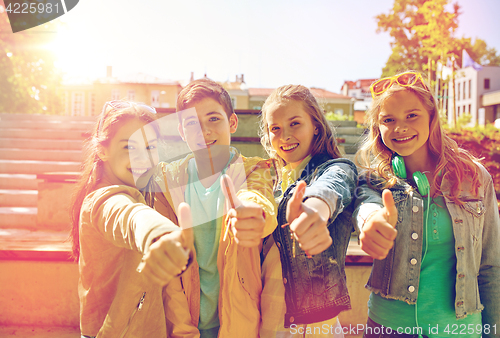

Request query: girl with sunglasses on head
[
  {"left": 354, "top": 71, "right": 500, "bottom": 338},
  {"left": 70, "top": 101, "right": 196, "bottom": 338}
]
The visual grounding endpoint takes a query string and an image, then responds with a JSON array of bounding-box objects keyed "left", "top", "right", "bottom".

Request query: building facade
[{"left": 60, "top": 67, "right": 182, "bottom": 116}]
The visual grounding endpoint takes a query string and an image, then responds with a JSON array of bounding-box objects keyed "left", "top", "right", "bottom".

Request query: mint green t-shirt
[
  {"left": 185, "top": 154, "right": 234, "bottom": 335},
  {"left": 368, "top": 196, "right": 481, "bottom": 337}
]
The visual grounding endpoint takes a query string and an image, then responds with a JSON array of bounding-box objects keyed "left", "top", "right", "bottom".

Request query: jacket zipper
[{"left": 118, "top": 292, "right": 146, "bottom": 338}]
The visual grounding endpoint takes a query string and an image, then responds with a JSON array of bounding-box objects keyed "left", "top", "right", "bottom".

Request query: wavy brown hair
[
  {"left": 356, "top": 71, "right": 481, "bottom": 203},
  {"left": 69, "top": 102, "right": 158, "bottom": 259},
  {"left": 259, "top": 84, "right": 342, "bottom": 181}
]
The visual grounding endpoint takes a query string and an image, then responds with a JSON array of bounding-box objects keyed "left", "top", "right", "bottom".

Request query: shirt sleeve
[
  {"left": 302, "top": 159, "right": 357, "bottom": 221},
  {"left": 88, "top": 186, "right": 180, "bottom": 255},
  {"left": 352, "top": 171, "right": 385, "bottom": 232},
  {"left": 477, "top": 170, "right": 500, "bottom": 335}
]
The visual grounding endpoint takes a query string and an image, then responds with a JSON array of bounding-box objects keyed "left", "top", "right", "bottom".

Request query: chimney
[
  {"left": 190, "top": 72, "right": 194, "bottom": 82},
  {"left": 106, "top": 66, "right": 112, "bottom": 77},
  {"left": 240, "top": 74, "right": 245, "bottom": 83}
]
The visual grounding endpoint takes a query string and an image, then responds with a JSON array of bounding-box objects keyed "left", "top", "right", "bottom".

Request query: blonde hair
[
  {"left": 259, "top": 85, "right": 342, "bottom": 181},
  {"left": 356, "top": 71, "right": 481, "bottom": 203},
  {"left": 70, "top": 101, "right": 158, "bottom": 259}
]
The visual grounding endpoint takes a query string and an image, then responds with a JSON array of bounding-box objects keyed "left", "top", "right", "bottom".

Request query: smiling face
[
  {"left": 378, "top": 90, "right": 431, "bottom": 162},
  {"left": 266, "top": 100, "right": 318, "bottom": 168},
  {"left": 178, "top": 97, "right": 238, "bottom": 156},
  {"left": 100, "top": 118, "right": 159, "bottom": 187}
]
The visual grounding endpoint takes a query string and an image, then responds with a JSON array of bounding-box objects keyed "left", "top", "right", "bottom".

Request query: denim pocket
[{"left": 462, "top": 200, "right": 485, "bottom": 218}]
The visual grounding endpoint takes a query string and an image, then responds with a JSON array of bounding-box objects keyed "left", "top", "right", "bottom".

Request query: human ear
[
  {"left": 178, "top": 123, "right": 186, "bottom": 142},
  {"left": 97, "top": 146, "right": 109, "bottom": 162},
  {"left": 229, "top": 114, "right": 238, "bottom": 134}
]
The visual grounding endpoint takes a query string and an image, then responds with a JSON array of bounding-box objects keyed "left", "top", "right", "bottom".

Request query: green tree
[
  {"left": 0, "top": 8, "right": 62, "bottom": 114},
  {"left": 376, "top": 0, "right": 500, "bottom": 77}
]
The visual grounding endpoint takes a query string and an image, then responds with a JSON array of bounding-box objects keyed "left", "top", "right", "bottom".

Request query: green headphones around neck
[{"left": 392, "top": 154, "right": 430, "bottom": 196}]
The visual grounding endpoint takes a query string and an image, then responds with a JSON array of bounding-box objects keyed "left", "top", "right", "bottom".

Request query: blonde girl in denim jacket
[{"left": 354, "top": 71, "right": 500, "bottom": 338}]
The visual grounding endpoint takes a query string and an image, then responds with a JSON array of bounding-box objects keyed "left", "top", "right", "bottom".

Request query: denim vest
[
  {"left": 356, "top": 163, "right": 500, "bottom": 337},
  {"left": 272, "top": 153, "right": 357, "bottom": 327}
]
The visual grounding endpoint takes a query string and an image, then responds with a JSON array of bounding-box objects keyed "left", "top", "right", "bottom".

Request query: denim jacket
[
  {"left": 354, "top": 163, "right": 500, "bottom": 337},
  {"left": 273, "top": 153, "right": 357, "bottom": 327}
]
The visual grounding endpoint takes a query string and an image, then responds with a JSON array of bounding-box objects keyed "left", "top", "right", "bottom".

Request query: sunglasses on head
[
  {"left": 97, "top": 101, "right": 157, "bottom": 136},
  {"left": 370, "top": 72, "right": 429, "bottom": 99}
]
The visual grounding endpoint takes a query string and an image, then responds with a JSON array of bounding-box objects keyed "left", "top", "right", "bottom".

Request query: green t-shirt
[
  {"left": 185, "top": 155, "right": 233, "bottom": 334},
  {"left": 368, "top": 196, "right": 481, "bottom": 337}
]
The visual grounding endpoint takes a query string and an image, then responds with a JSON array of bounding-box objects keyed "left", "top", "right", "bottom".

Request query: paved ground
[
  {"left": 0, "top": 326, "right": 80, "bottom": 338},
  {"left": 0, "top": 326, "right": 363, "bottom": 337}
]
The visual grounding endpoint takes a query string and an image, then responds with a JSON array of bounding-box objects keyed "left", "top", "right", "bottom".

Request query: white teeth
[
  {"left": 281, "top": 144, "right": 298, "bottom": 151},
  {"left": 395, "top": 136, "right": 413, "bottom": 141},
  {"left": 203, "top": 140, "right": 216, "bottom": 146},
  {"left": 131, "top": 168, "right": 148, "bottom": 175}
]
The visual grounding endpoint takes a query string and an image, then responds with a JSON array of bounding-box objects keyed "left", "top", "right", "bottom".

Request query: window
[
  {"left": 457, "top": 106, "right": 460, "bottom": 115},
  {"left": 111, "top": 89, "right": 120, "bottom": 100},
  {"left": 463, "top": 82, "right": 466, "bottom": 100},
  {"left": 253, "top": 106, "right": 262, "bottom": 110},
  {"left": 128, "top": 90, "right": 135, "bottom": 101},
  {"left": 457, "top": 82, "right": 460, "bottom": 101},
  {"left": 468, "top": 80, "right": 471, "bottom": 99},
  {"left": 230, "top": 97, "right": 237, "bottom": 109},
  {"left": 89, "top": 93, "right": 95, "bottom": 116},
  {"left": 484, "top": 78, "right": 490, "bottom": 90},
  {"left": 151, "top": 90, "right": 160, "bottom": 107},
  {"left": 468, "top": 104, "right": 471, "bottom": 115},
  {"left": 72, "top": 92, "right": 84, "bottom": 116},
  {"left": 335, "top": 109, "right": 344, "bottom": 115},
  {"left": 463, "top": 105, "right": 466, "bottom": 114}
]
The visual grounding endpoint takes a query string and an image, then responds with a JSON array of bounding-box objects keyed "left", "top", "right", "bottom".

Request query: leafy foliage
[
  {"left": 0, "top": 7, "right": 62, "bottom": 114},
  {"left": 376, "top": 0, "right": 500, "bottom": 77},
  {"left": 446, "top": 125, "right": 500, "bottom": 211},
  {"left": 325, "top": 111, "right": 354, "bottom": 121}
]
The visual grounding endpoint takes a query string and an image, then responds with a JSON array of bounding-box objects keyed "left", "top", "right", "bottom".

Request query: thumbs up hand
[
  {"left": 221, "top": 174, "right": 266, "bottom": 247},
  {"left": 140, "top": 202, "right": 194, "bottom": 286},
  {"left": 286, "top": 181, "right": 332, "bottom": 257},
  {"left": 359, "top": 189, "right": 398, "bottom": 260}
]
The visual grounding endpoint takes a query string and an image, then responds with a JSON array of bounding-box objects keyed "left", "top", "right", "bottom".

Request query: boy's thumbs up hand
[
  {"left": 221, "top": 174, "right": 265, "bottom": 247},
  {"left": 359, "top": 189, "right": 398, "bottom": 260},
  {"left": 140, "top": 203, "right": 193, "bottom": 286},
  {"left": 286, "top": 181, "right": 332, "bottom": 256}
]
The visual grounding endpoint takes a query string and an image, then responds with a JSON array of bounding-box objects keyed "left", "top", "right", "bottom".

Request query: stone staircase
[
  {"left": 0, "top": 113, "right": 94, "bottom": 231},
  {"left": 0, "top": 113, "right": 94, "bottom": 331},
  {"left": 330, "top": 120, "right": 367, "bottom": 161}
]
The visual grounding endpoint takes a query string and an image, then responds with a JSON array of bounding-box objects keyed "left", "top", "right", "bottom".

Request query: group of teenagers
[{"left": 70, "top": 70, "right": 500, "bottom": 338}]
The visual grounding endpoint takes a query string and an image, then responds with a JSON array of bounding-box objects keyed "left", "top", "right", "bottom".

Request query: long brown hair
[
  {"left": 70, "top": 102, "right": 158, "bottom": 259},
  {"left": 356, "top": 71, "right": 481, "bottom": 203},
  {"left": 259, "top": 85, "right": 342, "bottom": 181}
]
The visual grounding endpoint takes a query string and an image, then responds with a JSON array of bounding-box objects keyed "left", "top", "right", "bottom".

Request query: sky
[{"left": 5, "top": 0, "right": 500, "bottom": 93}]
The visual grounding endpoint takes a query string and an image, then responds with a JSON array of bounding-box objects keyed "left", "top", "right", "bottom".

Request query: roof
[
  {"left": 248, "top": 87, "right": 352, "bottom": 100},
  {"left": 342, "top": 79, "right": 378, "bottom": 91}
]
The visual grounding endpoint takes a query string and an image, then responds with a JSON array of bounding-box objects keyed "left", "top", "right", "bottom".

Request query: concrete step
[
  {"left": 0, "top": 128, "right": 88, "bottom": 140},
  {"left": 0, "top": 112, "right": 96, "bottom": 122},
  {"left": 0, "top": 207, "right": 37, "bottom": 229},
  {"left": 0, "top": 160, "right": 81, "bottom": 175},
  {"left": 0, "top": 120, "right": 94, "bottom": 131},
  {"left": 0, "top": 189, "right": 37, "bottom": 207},
  {"left": 0, "top": 149, "right": 83, "bottom": 162},
  {"left": 0, "top": 174, "right": 38, "bottom": 190},
  {"left": 339, "top": 134, "right": 365, "bottom": 145},
  {"left": 0, "top": 138, "right": 83, "bottom": 151},
  {"left": 335, "top": 127, "right": 366, "bottom": 136}
]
